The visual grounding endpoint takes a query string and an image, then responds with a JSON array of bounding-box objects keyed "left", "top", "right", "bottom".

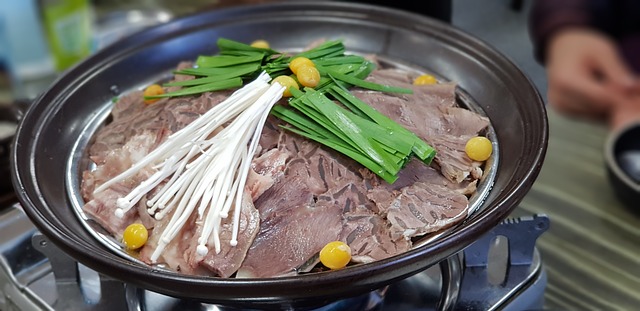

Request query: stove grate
[{"left": 0, "top": 205, "right": 548, "bottom": 311}]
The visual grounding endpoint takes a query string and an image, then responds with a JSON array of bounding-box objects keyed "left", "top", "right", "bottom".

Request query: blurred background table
[{"left": 452, "top": 2, "right": 640, "bottom": 310}]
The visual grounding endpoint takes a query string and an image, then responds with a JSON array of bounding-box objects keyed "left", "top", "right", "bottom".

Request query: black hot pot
[{"left": 11, "top": 2, "right": 547, "bottom": 310}]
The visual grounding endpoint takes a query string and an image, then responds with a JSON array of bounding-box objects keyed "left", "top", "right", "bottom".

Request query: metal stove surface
[{"left": 0, "top": 203, "right": 548, "bottom": 311}]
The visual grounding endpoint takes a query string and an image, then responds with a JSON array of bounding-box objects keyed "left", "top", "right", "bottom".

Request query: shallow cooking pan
[{"left": 11, "top": 2, "right": 547, "bottom": 309}]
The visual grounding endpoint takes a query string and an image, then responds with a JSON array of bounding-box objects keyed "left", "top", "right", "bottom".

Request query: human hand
[{"left": 545, "top": 28, "right": 639, "bottom": 124}]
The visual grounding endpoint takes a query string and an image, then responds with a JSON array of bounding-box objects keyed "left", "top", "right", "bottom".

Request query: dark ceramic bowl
[{"left": 605, "top": 121, "right": 640, "bottom": 212}]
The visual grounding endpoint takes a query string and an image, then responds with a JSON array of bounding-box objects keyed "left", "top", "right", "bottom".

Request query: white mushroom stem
[
  {"left": 96, "top": 72, "right": 285, "bottom": 263},
  {"left": 92, "top": 73, "right": 272, "bottom": 195},
  {"left": 195, "top": 81, "right": 285, "bottom": 256},
  {"left": 114, "top": 155, "right": 179, "bottom": 218}
]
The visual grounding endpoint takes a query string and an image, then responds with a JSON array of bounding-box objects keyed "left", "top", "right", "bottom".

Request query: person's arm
[
  {"left": 544, "top": 29, "right": 636, "bottom": 120},
  {"left": 529, "top": 0, "right": 594, "bottom": 64},
  {"left": 530, "top": 0, "right": 639, "bottom": 128}
]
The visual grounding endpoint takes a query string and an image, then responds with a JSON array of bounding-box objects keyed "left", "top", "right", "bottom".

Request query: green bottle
[{"left": 39, "top": 0, "right": 92, "bottom": 72}]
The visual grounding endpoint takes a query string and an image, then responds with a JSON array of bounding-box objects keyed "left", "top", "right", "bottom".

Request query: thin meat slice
[
  {"left": 366, "top": 159, "right": 476, "bottom": 214},
  {"left": 443, "top": 107, "right": 491, "bottom": 137},
  {"left": 253, "top": 170, "right": 316, "bottom": 221},
  {"left": 187, "top": 191, "right": 260, "bottom": 277},
  {"left": 257, "top": 115, "right": 284, "bottom": 154},
  {"left": 325, "top": 182, "right": 377, "bottom": 214},
  {"left": 83, "top": 187, "right": 139, "bottom": 237},
  {"left": 88, "top": 82, "right": 227, "bottom": 164},
  {"left": 138, "top": 210, "right": 198, "bottom": 275},
  {"left": 82, "top": 132, "right": 161, "bottom": 235},
  {"left": 353, "top": 69, "right": 490, "bottom": 184},
  {"left": 385, "top": 182, "right": 468, "bottom": 240},
  {"left": 237, "top": 139, "right": 374, "bottom": 277},
  {"left": 340, "top": 211, "right": 411, "bottom": 263},
  {"left": 246, "top": 147, "right": 291, "bottom": 200},
  {"left": 428, "top": 134, "right": 478, "bottom": 183},
  {"left": 138, "top": 191, "right": 259, "bottom": 278},
  {"left": 85, "top": 130, "right": 167, "bottom": 195},
  {"left": 236, "top": 202, "right": 342, "bottom": 278}
]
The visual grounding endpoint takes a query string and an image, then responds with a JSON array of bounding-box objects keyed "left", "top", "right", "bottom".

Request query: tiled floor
[{"left": 452, "top": 1, "right": 640, "bottom": 310}]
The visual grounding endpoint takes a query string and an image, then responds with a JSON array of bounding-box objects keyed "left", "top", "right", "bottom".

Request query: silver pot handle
[{"left": 437, "top": 255, "right": 462, "bottom": 311}]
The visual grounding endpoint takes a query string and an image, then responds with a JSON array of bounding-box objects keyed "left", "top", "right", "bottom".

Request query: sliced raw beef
[
  {"left": 385, "top": 182, "right": 468, "bottom": 240},
  {"left": 138, "top": 208, "right": 197, "bottom": 274},
  {"left": 340, "top": 211, "right": 411, "bottom": 263},
  {"left": 82, "top": 132, "right": 161, "bottom": 235},
  {"left": 237, "top": 174, "right": 343, "bottom": 278},
  {"left": 82, "top": 62, "right": 490, "bottom": 278},
  {"left": 353, "top": 69, "right": 490, "bottom": 183},
  {"left": 138, "top": 190, "right": 259, "bottom": 277},
  {"left": 187, "top": 191, "right": 260, "bottom": 278}
]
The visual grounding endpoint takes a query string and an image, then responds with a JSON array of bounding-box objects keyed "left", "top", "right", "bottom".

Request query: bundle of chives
[{"left": 141, "top": 37, "right": 437, "bottom": 184}]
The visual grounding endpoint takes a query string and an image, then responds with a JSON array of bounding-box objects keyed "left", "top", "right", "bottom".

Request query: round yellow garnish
[
  {"left": 289, "top": 57, "right": 315, "bottom": 75},
  {"left": 465, "top": 136, "right": 493, "bottom": 161},
  {"left": 319, "top": 241, "right": 351, "bottom": 270},
  {"left": 272, "top": 75, "right": 299, "bottom": 97},
  {"left": 296, "top": 65, "right": 321, "bottom": 88},
  {"left": 413, "top": 74, "right": 438, "bottom": 85},
  {"left": 143, "top": 84, "right": 164, "bottom": 104},
  {"left": 122, "top": 223, "right": 148, "bottom": 250},
  {"left": 250, "top": 39, "right": 270, "bottom": 49}
]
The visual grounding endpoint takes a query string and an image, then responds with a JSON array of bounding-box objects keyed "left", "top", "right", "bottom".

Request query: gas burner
[{"left": 0, "top": 205, "right": 549, "bottom": 311}]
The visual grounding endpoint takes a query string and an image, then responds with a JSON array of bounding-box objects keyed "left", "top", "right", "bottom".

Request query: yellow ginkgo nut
[
  {"left": 319, "top": 241, "right": 351, "bottom": 270},
  {"left": 296, "top": 65, "right": 321, "bottom": 88},
  {"left": 272, "top": 75, "right": 299, "bottom": 97},
  {"left": 413, "top": 74, "right": 438, "bottom": 85},
  {"left": 465, "top": 136, "right": 493, "bottom": 161},
  {"left": 289, "top": 57, "right": 315, "bottom": 75},
  {"left": 250, "top": 39, "right": 270, "bottom": 49},
  {"left": 122, "top": 223, "right": 148, "bottom": 250},
  {"left": 143, "top": 84, "right": 164, "bottom": 104}
]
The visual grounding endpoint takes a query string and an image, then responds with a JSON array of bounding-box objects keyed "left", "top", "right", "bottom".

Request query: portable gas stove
[{"left": 0, "top": 200, "right": 548, "bottom": 311}]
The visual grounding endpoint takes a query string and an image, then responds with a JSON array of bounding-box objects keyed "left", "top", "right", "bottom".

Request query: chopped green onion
[
  {"left": 292, "top": 40, "right": 345, "bottom": 60},
  {"left": 303, "top": 90, "right": 400, "bottom": 174},
  {"left": 314, "top": 55, "right": 366, "bottom": 66},
  {"left": 174, "top": 62, "right": 261, "bottom": 77},
  {"left": 196, "top": 53, "right": 264, "bottom": 68},
  {"left": 281, "top": 125, "right": 398, "bottom": 184},
  {"left": 329, "top": 84, "right": 436, "bottom": 163},
  {"left": 145, "top": 78, "right": 242, "bottom": 99},
  {"left": 217, "top": 37, "right": 279, "bottom": 55},
  {"left": 327, "top": 70, "right": 413, "bottom": 94},
  {"left": 164, "top": 65, "right": 259, "bottom": 87},
  {"left": 142, "top": 37, "right": 436, "bottom": 183}
]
